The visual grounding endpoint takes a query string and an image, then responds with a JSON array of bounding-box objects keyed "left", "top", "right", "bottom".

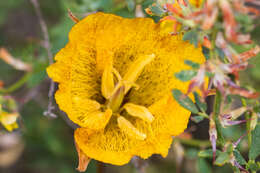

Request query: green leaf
[
  {"left": 235, "top": 13, "right": 253, "bottom": 33},
  {"left": 214, "top": 152, "right": 230, "bottom": 166},
  {"left": 172, "top": 89, "right": 199, "bottom": 114},
  {"left": 183, "top": 30, "right": 199, "bottom": 47},
  {"left": 194, "top": 92, "right": 207, "bottom": 112},
  {"left": 246, "top": 160, "right": 260, "bottom": 172},
  {"left": 205, "top": 72, "right": 214, "bottom": 78},
  {"left": 192, "top": 115, "right": 204, "bottom": 123},
  {"left": 253, "top": 105, "right": 260, "bottom": 114},
  {"left": 27, "top": 61, "right": 47, "bottom": 88},
  {"left": 149, "top": 3, "right": 165, "bottom": 17},
  {"left": 233, "top": 149, "right": 246, "bottom": 165},
  {"left": 184, "top": 60, "right": 200, "bottom": 69},
  {"left": 235, "top": 13, "right": 253, "bottom": 25},
  {"left": 226, "top": 143, "right": 234, "bottom": 154},
  {"left": 125, "top": 0, "right": 135, "bottom": 11},
  {"left": 249, "top": 124, "right": 260, "bottom": 160},
  {"left": 231, "top": 166, "right": 240, "bottom": 173},
  {"left": 175, "top": 70, "right": 197, "bottom": 82},
  {"left": 198, "top": 149, "right": 221, "bottom": 158},
  {"left": 197, "top": 158, "right": 212, "bottom": 173}
]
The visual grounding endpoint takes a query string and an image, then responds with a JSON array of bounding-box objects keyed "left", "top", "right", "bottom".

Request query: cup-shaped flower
[{"left": 47, "top": 12, "right": 205, "bottom": 167}]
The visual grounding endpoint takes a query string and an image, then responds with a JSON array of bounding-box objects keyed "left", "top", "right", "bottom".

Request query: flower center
[
  {"left": 100, "top": 54, "right": 156, "bottom": 140},
  {"left": 101, "top": 54, "right": 155, "bottom": 112}
]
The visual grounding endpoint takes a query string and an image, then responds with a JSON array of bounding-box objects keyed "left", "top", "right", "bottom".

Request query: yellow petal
[
  {"left": 46, "top": 43, "right": 73, "bottom": 83},
  {"left": 78, "top": 109, "right": 112, "bottom": 130},
  {"left": 124, "top": 103, "right": 154, "bottom": 123},
  {"left": 74, "top": 127, "right": 133, "bottom": 165},
  {"left": 74, "top": 126, "right": 172, "bottom": 165},
  {"left": 3, "top": 122, "right": 18, "bottom": 132},
  {"left": 0, "top": 112, "right": 19, "bottom": 131},
  {"left": 149, "top": 95, "right": 191, "bottom": 136},
  {"left": 0, "top": 112, "right": 18, "bottom": 125},
  {"left": 71, "top": 97, "right": 101, "bottom": 127},
  {"left": 117, "top": 116, "right": 146, "bottom": 140},
  {"left": 123, "top": 54, "right": 155, "bottom": 93},
  {"left": 127, "top": 34, "right": 205, "bottom": 107}
]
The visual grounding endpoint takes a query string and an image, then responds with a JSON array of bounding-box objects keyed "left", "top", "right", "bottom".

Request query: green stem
[
  {"left": 209, "top": 29, "right": 218, "bottom": 59},
  {"left": 245, "top": 113, "right": 252, "bottom": 147},
  {"left": 0, "top": 73, "right": 32, "bottom": 94},
  {"left": 213, "top": 91, "right": 221, "bottom": 118},
  {"left": 241, "top": 98, "right": 252, "bottom": 147},
  {"left": 198, "top": 112, "right": 209, "bottom": 119},
  {"left": 213, "top": 91, "right": 225, "bottom": 147},
  {"left": 176, "top": 138, "right": 211, "bottom": 148}
]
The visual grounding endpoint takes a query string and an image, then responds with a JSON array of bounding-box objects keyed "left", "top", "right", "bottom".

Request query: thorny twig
[
  {"left": 30, "top": 0, "right": 56, "bottom": 118},
  {"left": 97, "top": 162, "right": 105, "bottom": 173},
  {"left": 68, "top": 9, "right": 79, "bottom": 23}
]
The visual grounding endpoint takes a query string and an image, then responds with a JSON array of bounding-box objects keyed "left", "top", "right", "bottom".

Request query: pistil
[{"left": 107, "top": 85, "right": 125, "bottom": 112}]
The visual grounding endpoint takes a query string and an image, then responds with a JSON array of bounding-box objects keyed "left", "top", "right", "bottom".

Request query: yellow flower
[
  {"left": 0, "top": 106, "right": 19, "bottom": 131},
  {"left": 47, "top": 12, "right": 205, "bottom": 167}
]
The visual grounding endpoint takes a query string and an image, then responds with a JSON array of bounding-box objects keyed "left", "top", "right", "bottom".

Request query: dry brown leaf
[
  {"left": 0, "top": 48, "right": 32, "bottom": 72},
  {"left": 75, "top": 141, "right": 91, "bottom": 172}
]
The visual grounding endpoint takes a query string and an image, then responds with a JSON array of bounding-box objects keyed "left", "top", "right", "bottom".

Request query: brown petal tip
[{"left": 75, "top": 141, "right": 91, "bottom": 172}]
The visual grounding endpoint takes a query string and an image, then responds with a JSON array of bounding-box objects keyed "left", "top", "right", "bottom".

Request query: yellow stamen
[
  {"left": 109, "top": 80, "right": 139, "bottom": 100},
  {"left": 123, "top": 54, "right": 155, "bottom": 93},
  {"left": 79, "top": 109, "right": 112, "bottom": 130},
  {"left": 117, "top": 116, "right": 146, "bottom": 140},
  {"left": 112, "top": 68, "right": 122, "bottom": 81},
  {"left": 123, "top": 81, "right": 140, "bottom": 90},
  {"left": 101, "top": 64, "right": 115, "bottom": 99},
  {"left": 124, "top": 103, "right": 154, "bottom": 123}
]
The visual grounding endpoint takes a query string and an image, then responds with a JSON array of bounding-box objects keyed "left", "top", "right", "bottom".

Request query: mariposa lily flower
[{"left": 47, "top": 12, "right": 205, "bottom": 171}]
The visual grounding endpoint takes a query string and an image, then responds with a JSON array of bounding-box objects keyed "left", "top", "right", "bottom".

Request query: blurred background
[{"left": 0, "top": 0, "right": 259, "bottom": 173}]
